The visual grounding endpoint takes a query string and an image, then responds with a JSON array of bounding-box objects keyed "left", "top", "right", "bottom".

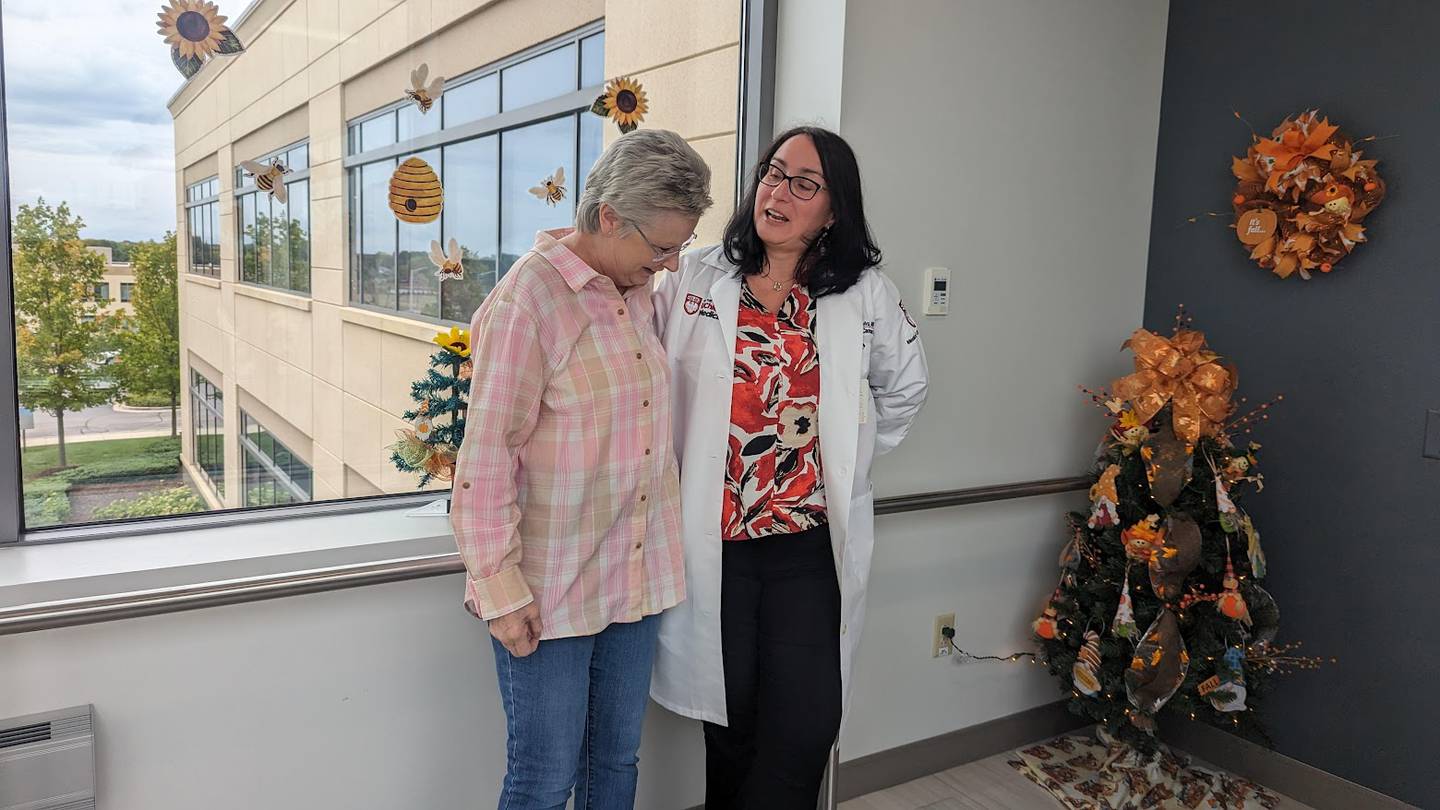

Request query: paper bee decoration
[
  {"left": 157, "top": 1, "right": 244, "bottom": 79},
  {"left": 590, "top": 77, "right": 648, "bottom": 133},
  {"left": 406, "top": 63, "right": 445, "bottom": 114},
  {"left": 529, "top": 167, "right": 567, "bottom": 206},
  {"left": 240, "top": 159, "right": 291, "bottom": 204},
  {"left": 428, "top": 238, "right": 464, "bottom": 281},
  {"left": 390, "top": 157, "right": 444, "bottom": 223}
]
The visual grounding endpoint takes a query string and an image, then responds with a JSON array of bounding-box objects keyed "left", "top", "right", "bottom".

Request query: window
[
  {"left": 346, "top": 27, "right": 604, "bottom": 323},
  {"left": 185, "top": 176, "right": 220, "bottom": 277},
  {"left": 237, "top": 142, "right": 311, "bottom": 294},
  {"left": 4, "top": 4, "right": 742, "bottom": 539},
  {"left": 190, "top": 371, "right": 225, "bottom": 497},
  {"left": 240, "top": 411, "right": 313, "bottom": 507}
]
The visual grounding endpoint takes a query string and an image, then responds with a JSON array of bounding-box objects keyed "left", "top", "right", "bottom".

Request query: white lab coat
[{"left": 649, "top": 245, "right": 929, "bottom": 726}]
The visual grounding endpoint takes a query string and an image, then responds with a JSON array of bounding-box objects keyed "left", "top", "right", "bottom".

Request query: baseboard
[
  {"left": 835, "top": 699, "right": 1086, "bottom": 802},
  {"left": 1160, "top": 721, "right": 1420, "bottom": 810}
]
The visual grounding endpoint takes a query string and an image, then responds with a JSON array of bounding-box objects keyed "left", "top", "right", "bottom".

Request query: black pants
[{"left": 703, "top": 523, "right": 842, "bottom": 809}]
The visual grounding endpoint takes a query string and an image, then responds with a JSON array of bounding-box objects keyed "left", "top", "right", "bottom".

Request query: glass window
[
  {"left": 442, "top": 74, "right": 499, "bottom": 129},
  {"left": 240, "top": 411, "right": 312, "bottom": 507},
  {"left": 270, "top": 190, "right": 290, "bottom": 291},
  {"left": 398, "top": 149, "right": 441, "bottom": 318},
  {"left": 191, "top": 370, "right": 224, "bottom": 497},
  {"left": 501, "top": 45, "right": 578, "bottom": 111},
  {"left": 286, "top": 144, "right": 309, "bottom": 171},
  {"left": 579, "top": 112, "right": 604, "bottom": 201},
  {"left": 185, "top": 177, "right": 220, "bottom": 277},
  {"left": 440, "top": 135, "right": 499, "bottom": 324},
  {"left": 500, "top": 116, "right": 576, "bottom": 278},
  {"left": 581, "top": 33, "right": 605, "bottom": 88},
  {"left": 120, "top": 283, "right": 134, "bottom": 302},
  {"left": 398, "top": 101, "right": 441, "bottom": 142},
  {"left": 360, "top": 113, "right": 396, "bottom": 152},
  {"left": 93, "top": 283, "right": 110, "bottom": 301},
  {"left": 288, "top": 180, "right": 311, "bottom": 294},
  {"left": 359, "top": 159, "right": 398, "bottom": 308},
  {"left": 236, "top": 175, "right": 309, "bottom": 293},
  {"left": 241, "top": 193, "right": 257, "bottom": 283}
]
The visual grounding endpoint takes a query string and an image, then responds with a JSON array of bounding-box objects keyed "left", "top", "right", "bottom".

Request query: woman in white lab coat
[{"left": 650, "top": 126, "right": 929, "bottom": 808}]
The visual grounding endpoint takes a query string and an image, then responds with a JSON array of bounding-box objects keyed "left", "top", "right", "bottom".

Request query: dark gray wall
[{"left": 1144, "top": 2, "right": 1440, "bottom": 805}]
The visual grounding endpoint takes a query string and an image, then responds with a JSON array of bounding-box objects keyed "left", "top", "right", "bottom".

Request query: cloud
[{"left": 1, "top": 0, "right": 253, "bottom": 239}]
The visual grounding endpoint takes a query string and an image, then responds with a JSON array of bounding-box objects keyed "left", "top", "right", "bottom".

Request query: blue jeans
[{"left": 491, "top": 614, "right": 661, "bottom": 810}]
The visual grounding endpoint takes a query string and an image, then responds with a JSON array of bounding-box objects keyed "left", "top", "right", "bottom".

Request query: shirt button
[
  {"left": 642, "top": 400, "right": 650, "bottom": 407},
  {"left": 461, "top": 482, "right": 471, "bottom": 489},
  {"left": 617, "top": 308, "right": 626, "bottom": 316},
  {"left": 645, "top": 448, "right": 652, "bottom": 456},
  {"left": 635, "top": 542, "right": 643, "bottom": 550},
  {"left": 636, "top": 352, "right": 643, "bottom": 360},
  {"left": 640, "top": 495, "right": 647, "bottom": 502}
]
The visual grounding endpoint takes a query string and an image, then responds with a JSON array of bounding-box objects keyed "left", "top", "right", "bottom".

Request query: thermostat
[{"left": 923, "top": 267, "right": 950, "bottom": 316}]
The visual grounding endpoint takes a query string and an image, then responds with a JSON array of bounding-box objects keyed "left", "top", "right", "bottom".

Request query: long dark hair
[{"left": 722, "top": 126, "right": 881, "bottom": 297}]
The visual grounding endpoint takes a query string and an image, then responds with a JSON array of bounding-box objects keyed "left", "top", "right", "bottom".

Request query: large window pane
[
  {"left": 207, "top": 201, "right": 219, "bottom": 270},
  {"left": 398, "top": 149, "right": 441, "bottom": 318},
  {"left": 443, "top": 74, "right": 499, "bottom": 129},
  {"left": 398, "top": 101, "right": 441, "bottom": 142},
  {"left": 360, "top": 159, "right": 398, "bottom": 308},
  {"left": 360, "top": 113, "right": 396, "bottom": 152},
  {"left": 441, "top": 135, "right": 499, "bottom": 323},
  {"left": 501, "top": 45, "right": 577, "bottom": 111},
  {"left": 500, "top": 117, "right": 576, "bottom": 277},
  {"left": 581, "top": 33, "right": 605, "bottom": 87},
  {"left": 270, "top": 192, "right": 290, "bottom": 290},
  {"left": 241, "top": 193, "right": 257, "bottom": 283},
  {"left": 579, "top": 112, "right": 604, "bottom": 201},
  {"left": 289, "top": 180, "right": 310, "bottom": 294}
]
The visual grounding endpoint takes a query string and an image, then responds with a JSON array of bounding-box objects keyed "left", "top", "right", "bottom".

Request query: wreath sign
[{"left": 1231, "top": 111, "right": 1386, "bottom": 280}]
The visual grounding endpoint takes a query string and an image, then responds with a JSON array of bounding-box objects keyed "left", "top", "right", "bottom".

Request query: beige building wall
[
  {"left": 85, "top": 246, "right": 137, "bottom": 317},
  {"left": 170, "top": 0, "right": 740, "bottom": 508}
]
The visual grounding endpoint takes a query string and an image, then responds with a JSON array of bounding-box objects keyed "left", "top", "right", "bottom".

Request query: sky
[{"left": 3, "top": 0, "right": 253, "bottom": 241}]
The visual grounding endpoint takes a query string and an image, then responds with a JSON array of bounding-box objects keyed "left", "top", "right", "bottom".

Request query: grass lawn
[{"left": 22, "top": 435, "right": 181, "bottom": 481}]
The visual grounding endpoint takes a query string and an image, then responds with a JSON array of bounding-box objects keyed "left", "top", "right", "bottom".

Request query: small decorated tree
[
  {"left": 1033, "top": 311, "right": 1323, "bottom": 754},
  {"left": 388, "top": 326, "right": 472, "bottom": 487}
]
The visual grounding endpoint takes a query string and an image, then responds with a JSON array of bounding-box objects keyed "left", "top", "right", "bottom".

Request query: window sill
[
  {"left": 235, "top": 283, "right": 313, "bottom": 311},
  {"left": 340, "top": 305, "right": 447, "bottom": 343},
  {"left": 0, "top": 500, "right": 457, "bottom": 611},
  {"left": 186, "top": 274, "right": 223, "bottom": 289}
]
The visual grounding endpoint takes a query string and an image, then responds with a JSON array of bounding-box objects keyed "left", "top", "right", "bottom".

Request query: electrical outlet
[{"left": 932, "top": 613, "right": 955, "bottom": 658}]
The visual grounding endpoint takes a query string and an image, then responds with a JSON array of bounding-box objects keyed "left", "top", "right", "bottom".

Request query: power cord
[{"left": 941, "top": 625, "right": 1038, "bottom": 663}]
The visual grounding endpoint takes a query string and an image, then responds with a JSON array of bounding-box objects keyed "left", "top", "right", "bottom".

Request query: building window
[
  {"left": 239, "top": 410, "right": 313, "bottom": 507},
  {"left": 185, "top": 176, "right": 220, "bottom": 277},
  {"left": 93, "top": 283, "right": 110, "bottom": 301},
  {"left": 119, "top": 283, "right": 134, "bottom": 302},
  {"left": 190, "top": 370, "right": 225, "bottom": 497},
  {"left": 346, "top": 27, "right": 604, "bottom": 324},
  {"left": 237, "top": 141, "right": 311, "bottom": 294}
]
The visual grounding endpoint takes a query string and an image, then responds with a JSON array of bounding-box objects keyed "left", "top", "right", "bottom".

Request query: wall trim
[
  {"left": 835, "top": 700, "right": 1086, "bottom": 801},
  {"left": 1161, "top": 721, "right": 1420, "bottom": 810}
]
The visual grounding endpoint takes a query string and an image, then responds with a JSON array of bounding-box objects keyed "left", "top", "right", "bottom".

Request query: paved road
[{"left": 21, "top": 404, "right": 177, "bottom": 446}]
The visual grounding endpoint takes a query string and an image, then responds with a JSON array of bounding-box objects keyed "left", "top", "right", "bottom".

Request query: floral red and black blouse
[{"left": 721, "top": 282, "right": 827, "bottom": 540}]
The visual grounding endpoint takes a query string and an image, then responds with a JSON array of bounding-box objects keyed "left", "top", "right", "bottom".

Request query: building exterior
[
  {"left": 170, "top": 0, "right": 740, "bottom": 510},
  {"left": 85, "top": 246, "right": 137, "bottom": 318}
]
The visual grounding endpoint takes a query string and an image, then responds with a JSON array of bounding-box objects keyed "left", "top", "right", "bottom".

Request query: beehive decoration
[{"left": 390, "top": 157, "right": 444, "bottom": 223}]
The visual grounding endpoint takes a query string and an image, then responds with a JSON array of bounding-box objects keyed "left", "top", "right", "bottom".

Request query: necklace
[{"left": 760, "top": 265, "right": 791, "bottom": 292}]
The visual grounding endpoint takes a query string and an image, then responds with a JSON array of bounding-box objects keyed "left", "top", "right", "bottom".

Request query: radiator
[{"left": 0, "top": 705, "right": 95, "bottom": 810}]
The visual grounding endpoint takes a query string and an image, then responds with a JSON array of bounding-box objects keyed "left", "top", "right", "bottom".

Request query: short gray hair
[{"left": 576, "top": 129, "right": 713, "bottom": 233}]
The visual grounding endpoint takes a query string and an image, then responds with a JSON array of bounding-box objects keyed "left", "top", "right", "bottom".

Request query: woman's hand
[{"left": 489, "top": 602, "right": 544, "bottom": 657}]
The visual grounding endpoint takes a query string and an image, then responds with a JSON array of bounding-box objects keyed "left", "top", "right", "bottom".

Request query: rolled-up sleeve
[{"left": 450, "top": 298, "right": 546, "bottom": 619}]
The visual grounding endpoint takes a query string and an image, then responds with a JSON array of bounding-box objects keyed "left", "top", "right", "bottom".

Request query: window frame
[
  {"left": 184, "top": 176, "right": 222, "bottom": 277},
  {"left": 190, "top": 369, "right": 225, "bottom": 498},
  {"left": 234, "top": 139, "right": 313, "bottom": 295},
  {"left": 343, "top": 22, "right": 604, "bottom": 326},
  {"left": 0, "top": 6, "right": 773, "bottom": 546},
  {"left": 238, "top": 409, "right": 313, "bottom": 506}
]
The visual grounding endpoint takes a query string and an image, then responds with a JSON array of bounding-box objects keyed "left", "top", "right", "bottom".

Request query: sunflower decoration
[
  {"left": 590, "top": 76, "right": 649, "bottom": 134},
  {"left": 1230, "top": 110, "right": 1386, "bottom": 280},
  {"left": 156, "top": 1, "right": 245, "bottom": 79},
  {"left": 431, "top": 326, "right": 471, "bottom": 359}
]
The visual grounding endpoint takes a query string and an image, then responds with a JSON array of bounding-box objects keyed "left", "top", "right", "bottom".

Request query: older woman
[
  {"left": 651, "top": 126, "right": 929, "bottom": 807},
  {"left": 450, "top": 129, "right": 712, "bottom": 810}
]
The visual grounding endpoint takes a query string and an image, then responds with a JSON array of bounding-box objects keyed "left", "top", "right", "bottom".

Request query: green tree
[
  {"left": 13, "top": 199, "right": 110, "bottom": 467},
  {"left": 111, "top": 234, "right": 181, "bottom": 436}
]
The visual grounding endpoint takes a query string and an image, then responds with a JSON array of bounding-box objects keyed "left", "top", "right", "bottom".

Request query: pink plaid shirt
[{"left": 449, "top": 229, "right": 685, "bottom": 639}]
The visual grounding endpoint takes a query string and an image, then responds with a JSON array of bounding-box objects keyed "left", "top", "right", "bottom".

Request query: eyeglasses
[
  {"left": 632, "top": 223, "right": 696, "bottom": 262},
  {"left": 758, "top": 162, "right": 825, "bottom": 200}
]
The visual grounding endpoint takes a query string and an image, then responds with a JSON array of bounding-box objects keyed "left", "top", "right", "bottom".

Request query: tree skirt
[{"left": 1007, "top": 729, "right": 1283, "bottom": 809}]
